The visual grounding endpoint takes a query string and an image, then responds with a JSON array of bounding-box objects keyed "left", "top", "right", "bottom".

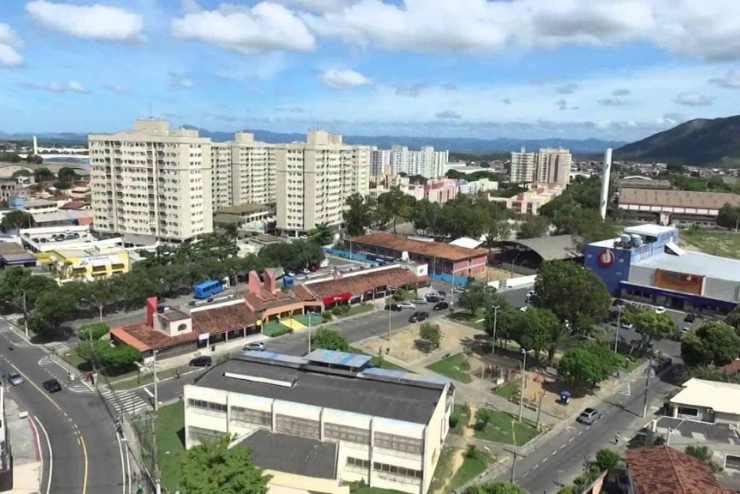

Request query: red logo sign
[{"left": 597, "top": 249, "right": 615, "bottom": 268}]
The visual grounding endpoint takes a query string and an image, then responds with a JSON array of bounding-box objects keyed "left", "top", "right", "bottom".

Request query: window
[
  {"left": 346, "top": 457, "right": 370, "bottom": 469},
  {"left": 275, "top": 414, "right": 319, "bottom": 440},
  {"left": 177, "top": 323, "right": 188, "bottom": 332},
  {"left": 374, "top": 432, "right": 422, "bottom": 454},
  {"left": 372, "top": 462, "right": 422, "bottom": 480},
  {"left": 231, "top": 406, "right": 271, "bottom": 427},
  {"left": 188, "top": 399, "right": 226, "bottom": 414},
  {"left": 677, "top": 407, "right": 699, "bottom": 417},
  {"left": 325, "top": 423, "right": 370, "bottom": 445}
]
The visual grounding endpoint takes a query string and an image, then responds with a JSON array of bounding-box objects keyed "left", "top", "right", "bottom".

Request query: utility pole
[
  {"left": 614, "top": 305, "right": 622, "bottom": 353},
  {"left": 21, "top": 291, "right": 28, "bottom": 339},
  {"left": 642, "top": 359, "right": 651, "bottom": 418},
  {"left": 153, "top": 349, "right": 159, "bottom": 412},
  {"left": 518, "top": 348, "right": 527, "bottom": 421},
  {"left": 536, "top": 392, "right": 544, "bottom": 431},
  {"left": 307, "top": 310, "right": 312, "bottom": 354},
  {"left": 491, "top": 305, "right": 499, "bottom": 353},
  {"left": 510, "top": 448, "right": 517, "bottom": 483},
  {"left": 387, "top": 295, "right": 392, "bottom": 340}
]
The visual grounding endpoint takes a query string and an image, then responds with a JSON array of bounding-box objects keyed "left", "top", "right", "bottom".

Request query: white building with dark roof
[{"left": 184, "top": 350, "right": 454, "bottom": 494}]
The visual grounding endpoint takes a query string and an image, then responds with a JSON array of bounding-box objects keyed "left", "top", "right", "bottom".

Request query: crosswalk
[{"left": 99, "top": 388, "right": 152, "bottom": 417}]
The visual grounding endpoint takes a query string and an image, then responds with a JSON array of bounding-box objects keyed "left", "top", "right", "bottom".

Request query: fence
[
  {"left": 323, "top": 248, "right": 374, "bottom": 263},
  {"left": 430, "top": 272, "right": 471, "bottom": 288}
]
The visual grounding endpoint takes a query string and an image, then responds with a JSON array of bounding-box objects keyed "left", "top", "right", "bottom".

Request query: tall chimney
[
  {"left": 33, "top": 136, "right": 38, "bottom": 156},
  {"left": 599, "top": 148, "right": 612, "bottom": 221}
]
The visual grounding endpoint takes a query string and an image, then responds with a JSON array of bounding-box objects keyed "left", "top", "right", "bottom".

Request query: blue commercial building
[{"left": 585, "top": 224, "right": 740, "bottom": 314}]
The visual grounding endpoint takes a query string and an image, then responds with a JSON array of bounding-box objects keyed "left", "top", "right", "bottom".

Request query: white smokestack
[
  {"left": 32, "top": 136, "right": 38, "bottom": 156},
  {"left": 599, "top": 148, "right": 612, "bottom": 221}
]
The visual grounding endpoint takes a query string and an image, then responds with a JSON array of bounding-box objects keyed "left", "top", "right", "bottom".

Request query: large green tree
[
  {"left": 518, "top": 215, "right": 549, "bottom": 239},
  {"left": 181, "top": 435, "right": 270, "bottom": 494},
  {"left": 624, "top": 308, "right": 677, "bottom": 351},
  {"left": 559, "top": 343, "right": 624, "bottom": 388},
  {"left": 459, "top": 281, "right": 496, "bottom": 315},
  {"left": 310, "top": 328, "right": 350, "bottom": 352},
  {"left": 509, "top": 307, "right": 563, "bottom": 361},
  {"left": 309, "top": 223, "right": 334, "bottom": 246},
  {"left": 718, "top": 203, "right": 740, "bottom": 231},
  {"left": 682, "top": 321, "right": 740, "bottom": 367},
  {"left": 376, "top": 187, "right": 416, "bottom": 232},
  {"left": 533, "top": 261, "right": 610, "bottom": 334},
  {"left": 343, "top": 193, "right": 376, "bottom": 236},
  {"left": 33, "top": 167, "right": 54, "bottom": 183},
  {"left": 465, "top": 482, "right": 527, "bottom": 494},
  {"left": 0, "top": 210, "right": 35, "bottom": 231}
]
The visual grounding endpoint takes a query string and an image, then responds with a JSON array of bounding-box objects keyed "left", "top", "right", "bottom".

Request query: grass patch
[
  {"left": 682, "top": 229, "right": 740, "bottom": 260},
  {"left": 450, "top": 404, "right": 471, "bottom": 435},
  {"left": 474, "top": 409, "right": 539, "bottom": 446},
  {"left": 262, "top": 320, "right": 293, "bottom": 337},
  {"left": 156, "top": 401, "right": 187, "bottom": 493},
  {"left": 427, "top": 353, "right": 472, "bottom": 383},
  {"left": 448, "top": 448, "right": 492, "bottom": 491},
  {"left": 349, "top": 346, "right": 409, "bottom": 371},
  {"left": 345, "top": 303, "right": 374, "bottom": 317},
  {"left": 293, "top": 313, "right": 322, "bottom": 327},
  {"left": 351, "top": 486, "right": 408, "bottom": 494},
  {"left": 429, "top": 447, "right": 457, "bottom": 493},
  {"left": 494, "top": 381, "right": 519, "bottom": 402},
  {"left": 60, "top": 350, "right": 86, "bottom": 370}
]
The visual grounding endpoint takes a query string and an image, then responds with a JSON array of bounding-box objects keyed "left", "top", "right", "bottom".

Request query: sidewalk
[{"left": 6, "top": 398, "right": 43, "bottom": 494}]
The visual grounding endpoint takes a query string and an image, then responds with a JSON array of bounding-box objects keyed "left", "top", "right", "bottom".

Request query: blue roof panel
[{"left": 305, "top": 349, "right": 372, "bottom": 369}]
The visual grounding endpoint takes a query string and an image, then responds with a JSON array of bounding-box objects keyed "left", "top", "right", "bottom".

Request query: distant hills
[
  {"left": 0, "top": 127, "right": 624, "bottom": 154},
  {"left": 616, "top": 115, "right": 740, "bottom": 167}
]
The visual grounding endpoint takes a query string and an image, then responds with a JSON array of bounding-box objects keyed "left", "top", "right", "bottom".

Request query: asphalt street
[
  {"left": 508, "top": 366, "right": 678, "bottom": 493},
  {"left": 0, "top": 319, "right": 127, "bottom": 494}
]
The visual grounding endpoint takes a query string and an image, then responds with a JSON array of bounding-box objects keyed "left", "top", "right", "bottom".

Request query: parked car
[
  {"left": 42, "top": 379, "right": 62, "bottom": 393},
  {"left": 433, "top": 301, "right": 449, "bottom": 311},
  {"left": 576, "top": 407, "right": 601, "bottom": 425},
  {"left": 7, "top": 372, "right": 23, "bottom": 386},
  {"left": 412, "top": 298, "right": 427, "bottom": 305},
  {"left": 436, "top": 290, "right": 447, "bottom": 297},
  {"left": 396, "top": 302, "right": 416, "bottom": 310},
  {"left": 243, "top": 342, "right": 265, "bottom": 352},
  {"left": 654, "top": 306, "right": 666, "bottom": 314},
  {"left": 425, "top": 294, "right": 441, "bottom": 303},
  {"left": 189, "top": 356, "right": 213, "bottom": 367},
  {"left": 409, "top": 311, "right": 429, "bottom": 323},
  {"left": 684, "top": 313, "right": 696, "bottom": 323},
  {"left": 384, "top": 303, "right": 402, "bottom": 311}
]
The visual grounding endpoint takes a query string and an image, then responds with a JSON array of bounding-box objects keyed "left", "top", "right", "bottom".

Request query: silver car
[{"left": 7, "top": 373, "right": 23, "bottom": 386}]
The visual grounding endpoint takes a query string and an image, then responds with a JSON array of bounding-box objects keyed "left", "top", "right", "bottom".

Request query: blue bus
[{"left": 193, "top": 279, "right": 224, "bottom": 299}]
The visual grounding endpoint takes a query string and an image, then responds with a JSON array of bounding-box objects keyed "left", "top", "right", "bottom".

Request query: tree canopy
[
  {"left": 558, "top": 343, "right": 625, "bottom": 388},
  {"left": 181, "top": 435, "right": 270, "bottom": 494},
  {"left": 310, "top": 328, "right": 350, "bottom": 352},
  {"left": 0, "top": 210, "right": 35, "bottom": 231},
  {"left": 624, "top": 307, "right": 677, "bottom": 350},
  {"left": 33, "top": 167, "right": 55, "bottom": 183},
  {"left": 682, "top": 321, "right": 740, "bottom": 367},
  {"left": 343, "top": 193, "right": 376, "bottom": 236},
  {"left": 465, "top": 482, "right": 527, "bottom": 494},
  {"left": 518, "top": 215, "right": 549, "bottom": 239}
]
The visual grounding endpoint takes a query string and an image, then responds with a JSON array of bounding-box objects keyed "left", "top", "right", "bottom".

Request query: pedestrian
[{"left": 614, "top": 433, "right": 621, "bottom": 444}]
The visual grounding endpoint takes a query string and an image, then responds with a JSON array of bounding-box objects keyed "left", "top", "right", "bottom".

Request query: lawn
[
  {"left": 427, "top": 353, "right": 473, "bottom": 383},
  {"left": 494, "top": 382, "right": 519, "bottom": 402},
  {"left": 156, "top": 401, "right": 187, "bottom": 493},
  {"left": 474, "top": 409, "right": 539, "bottom": 446},
  {"left": 262, "top": 320, "right": 292, "bottom": 337},
  {"left": 344, "top": 303, "right": 374, "bottom": 317},
  {"left": 293, "top": 312, "right": 322, "bottom": 327},
  {"left": 429, "top": 447, "right": 457, "bottom": 493},
  {"left": 448, "top": 448, "right": 492, "bottom": 491},
  {"left": 351, "top": 486, "right": 408, "bottom": 494},
  {"left": 448, "top": 310, "right": 485, "bottom": 330},
  {"left": 682, "top": 229, "right": 740, "bottom": 260},
  {"left": 349, "top": 346, "right": 409, "bottom": 371}
]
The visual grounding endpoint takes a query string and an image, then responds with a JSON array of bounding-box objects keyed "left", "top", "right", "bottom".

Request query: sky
[{"left": 2, "top": 0, "right": 740, "bottom": 142}]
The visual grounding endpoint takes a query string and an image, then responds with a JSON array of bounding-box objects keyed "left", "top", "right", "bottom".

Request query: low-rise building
[
  {"left": 184, "top": 349, "right": 454, "bottom": 494},
  {"left": 585, "top": 224, "right": 740, "bottom": 313},
  {"left": 491, "top": 184, "right": 564, "bottom": 215},
  {"left": 652, "top": 417, "right": 740, "bottom": 472},
  {"left": 213, "top": 203, "right": 275, "bottom": 233},
  {"left": 351, "top": 232, "right": 488, "bottom": 280},
  {"left": 618, "top": 188, "right": 740, "bottom": 226},
  {"left": 42, "top": 247, "right": 130, "bottom": 283},
  {"left": 668, "top": 378, "right": 740, "bottom": 423},
  {"left": 0, "top": 242, "right": 36, "bottom": 268},
  {"left": 625, "top": 446, "right": 733, "bottom": 494}
]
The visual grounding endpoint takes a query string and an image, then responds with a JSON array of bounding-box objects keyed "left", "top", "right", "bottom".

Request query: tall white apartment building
[
  {"left": 510, "top": 147, "right": 572, "bottom": 186},
  {"left": 89, "top": 119, "right": 213, "bottom": 242},
  {"left": 535, "top": 148, "right": 572, "bottom": 186},
  {"left": 382, "top": 145, "right": 448, "bottom": 178},
  {"left": 275, "top": 130, "right": 370, "bottom": 234},
  {"left": 370, "top": 148, "right": 392, "bottom": 177},
  {"left": 510, "top": 148, "right": 537, "bottom": 184},
  {"left": 211, "top": 132, "right": 275, "bottom": 211}
]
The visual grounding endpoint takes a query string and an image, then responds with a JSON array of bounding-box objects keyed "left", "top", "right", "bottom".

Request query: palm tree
[{"left": 309, "top": 223, "right": 334, "bottom": 246}]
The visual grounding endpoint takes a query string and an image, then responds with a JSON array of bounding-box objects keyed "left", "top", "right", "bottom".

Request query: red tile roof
[
  {"left": 351, "top": 232, "right": 488, "bottom": 262},
  {"left": 720, "top": 359, "right": 740, "bottom": 376},
  {"left": 242, "top": 287, "right": 302, "bottom": 313},
  {"left": 111, "top": 301, "right": 258, "bottom": 352},
  {"left": 303, "top": 267, "right": 426, "bottom": 300},
  {"left": 627, "top": 446, "right": 735, "bottom": 494}
]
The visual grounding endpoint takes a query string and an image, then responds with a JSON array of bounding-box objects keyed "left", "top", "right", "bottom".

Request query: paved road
[
  {"left": 504, "top": 366, "right": 678, "bottom": 493},
  {"left": 0, "top": 320, "right": 128, "bottom": 494}
]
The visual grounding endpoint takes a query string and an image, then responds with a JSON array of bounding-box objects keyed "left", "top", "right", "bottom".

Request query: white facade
[
  {"left": 510, "top": 149, "right": 536, "bottom": 183},
  {"left": 511, "top": 148, "right": 572, "bottom": 186},
  {"left": 275, "top": 131, "right": 370, "bottom": 234},
  {"left": 89, "top": 119, "right": 213, "bottom": 242},
  {"left": 377, "top": 145, "right": 448, "bottom": 179}
]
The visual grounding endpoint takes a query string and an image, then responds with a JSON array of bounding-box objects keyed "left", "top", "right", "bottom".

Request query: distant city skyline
[{"left": 2, "top": 1, "right": 740, "bottom": 140}]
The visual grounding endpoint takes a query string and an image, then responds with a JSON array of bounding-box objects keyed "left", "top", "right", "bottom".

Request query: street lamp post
[
  {"left": 518, "top": 348, "right": 528, "bottom": 421},
  {"left": 21, "top": 291, "right": 28, "bottom": 339},
  {"left": 613, "top": 304, "right": 622, "bottom": 353},
  {"left": 491, "top": 305, "right": 499, "bottom": 353}
]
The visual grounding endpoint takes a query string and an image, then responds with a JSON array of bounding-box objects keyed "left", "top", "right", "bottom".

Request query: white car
[
  {"left": 243, "top": 342, "right": 265, "bottom": 351},
  {"left": 655, "top": 306, "right": 666, "bottom": 314},
  {"left": 396, "top": 302, "right": 416, "bottom": 310}
]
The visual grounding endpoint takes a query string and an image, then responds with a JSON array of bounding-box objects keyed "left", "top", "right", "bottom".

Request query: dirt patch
[
  {"left": 437, "top": 404, "right": 477, "bottom": 494},
  {"left": 356, "top": 318, "right": 484, "bottom": 365},
  {"left": 511, "top": 370, "right": 589, "bottom": 420}
]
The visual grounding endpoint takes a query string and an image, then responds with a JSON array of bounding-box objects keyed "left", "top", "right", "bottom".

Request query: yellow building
[{"left": 43, "top": 247, "right": 130, "bottom": 284}]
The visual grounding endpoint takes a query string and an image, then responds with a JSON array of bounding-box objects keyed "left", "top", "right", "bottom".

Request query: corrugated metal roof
[
  {"left": 509, "top": 235, "right": 581, "bottom": 261},
  {"left": 620, "top": 188, "right": 740, "bottom": 209},
  {"left": 305, "top": 349, "right": 372, "bottom": 369},
  {"left": 632, "top": 250, "right": 740, "bottom": 282}
]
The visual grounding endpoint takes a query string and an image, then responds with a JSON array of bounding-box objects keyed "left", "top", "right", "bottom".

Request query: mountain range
[
  {"left": 616, "top": 115, "right": 740, "bottom": 167},
  {"left": 0, "top": 128, "right": 624, "bottom": 154}
]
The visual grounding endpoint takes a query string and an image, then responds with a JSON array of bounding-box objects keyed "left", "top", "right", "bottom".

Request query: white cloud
[
  {"left": 103, "top": 83, "right": 128, "bottom": 93},
  {"left": 276, "top": 0, "right": 354, "bottom": 13},
  {"left": 556, "top": 83, "right": 578, "bottom": 94},
  {"left": 598, "top": 97, "right": 629, "bottom": 107},
  {"left": 612, "top": 88, "right": 631, "bottom": 96},
  {"left": 556, "top": 99, "right": 568, "bottom": 110},
  {"left": 395, "top": 82, "right": 427, "bottom": 97},
  {"left": 673, "top": 91, "right": 713, "bottom": 106},
  {"left": 320, "top": 69, "right": 371, "bottom": 89},
  {"left": 26, "top": 1, "right": 143, "bottom": 41},
  {"left": 435, "top": 110, "right": 461, "bottom": 120},
  {"left": 0, "top": 23, "right": 23, "bottom": 66},
  {"left": 172, "top": 2, "right": 315, "bottom": 54},
  {"left": 305, "top": 0, "right": 740, "bottom": 60},
  {"left": 709, "top": 70, "right": 740, "bottom": 89},
  {"left": 169, "top": 72, "right": 193, "bottom": 89},
  {"left": 22, "top": 80, "right": 89, "bottom": 93}
]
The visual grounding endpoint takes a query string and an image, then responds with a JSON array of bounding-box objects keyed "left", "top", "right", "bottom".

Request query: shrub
[
  {"left": 419, "top": 322, "right": 441, "bottom": 349},
  {"left": 78, "top": 323, "right": 110, "bottom": 341}
]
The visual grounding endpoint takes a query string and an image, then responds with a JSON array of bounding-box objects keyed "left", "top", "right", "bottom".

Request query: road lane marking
[
  {"left": 79, "top": 432, "right": 89, "bottom": 494},
  {"left": 116, "top": 430, "right": 126, "bottom": 494},
  {"left": 34, "top": 415, "right": 53, "bottom": 494}
]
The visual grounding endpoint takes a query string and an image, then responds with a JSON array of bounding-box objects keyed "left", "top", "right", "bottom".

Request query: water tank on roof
[
  {"left": 630, "top": 234, "right": 643, "bottom": 247},
  {"left": 619, "top": 234, "right": 631, "bottom": 248},
  {"left": 283, "top": 275, "right": 294, "bottom": 288}
]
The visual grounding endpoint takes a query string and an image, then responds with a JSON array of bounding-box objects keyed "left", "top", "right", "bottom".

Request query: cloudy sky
[{"left": 2, "top": 0, "right": 740, "bottom": 141}]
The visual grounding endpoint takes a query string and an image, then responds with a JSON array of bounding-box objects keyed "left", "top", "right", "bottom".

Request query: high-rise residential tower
[
  {"left": 211, "top": 132, "right": 274, "bottom": 210},
  {"left": 89, "top": 119, "right": 213, "bottom": 242},
  {"left": 510, "top": 148, "right": 537, "bottom": 183},
  {"left": 535, "top": 148, "right": 572, "bottom": 186},
  {"left": 275, "top": 130, "right": 370, "bottom": 234}
]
